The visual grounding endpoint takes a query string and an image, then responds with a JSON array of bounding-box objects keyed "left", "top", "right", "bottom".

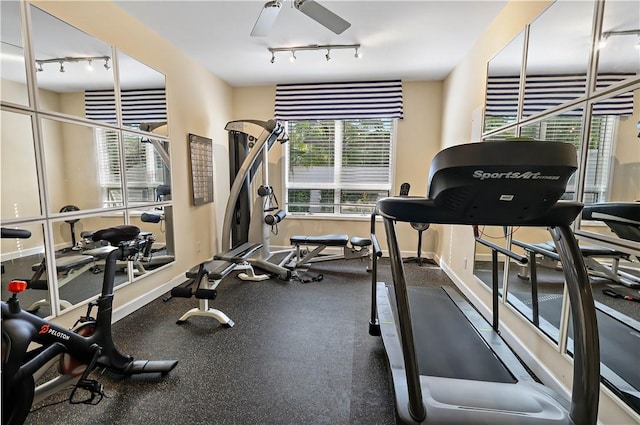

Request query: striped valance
[
  {"left": 486, "top": 73, "right": 634, "bottom": 116},
  {"left": 275, "top": 80, "right": 403, "bottom": 120},
  {"left": 85, "top": 88, "right": 167, "bottom": 125}
]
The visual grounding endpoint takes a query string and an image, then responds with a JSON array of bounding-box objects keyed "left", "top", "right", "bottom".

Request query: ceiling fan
[{"left": 251, "top": 0, "right": 351, "bottom": 37}]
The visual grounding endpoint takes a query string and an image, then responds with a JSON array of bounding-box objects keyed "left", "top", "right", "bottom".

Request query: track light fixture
[
  {"left": 35, "top": 55, "right": 111, "bottom": 72},
  {"left": 599, "top": 29, "right": 640, "bottom": 49},
  {"left": 268, "top": 44, "right": 361, "bottom": 63}
]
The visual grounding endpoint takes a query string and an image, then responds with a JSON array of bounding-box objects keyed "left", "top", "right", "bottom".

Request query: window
[
  {"left": 285, "top": 118, "right": 394, "bottom": 215},
  {"left": 96, "top": 128, "right": 166, "bottom": 206},
  {"left": 520, "top": 113, "right": 616, "bottom": 203}
]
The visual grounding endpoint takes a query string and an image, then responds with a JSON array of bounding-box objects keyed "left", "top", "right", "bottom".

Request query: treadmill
[{"left": 369, "top": 141, "right": 600, "bottom": 425}]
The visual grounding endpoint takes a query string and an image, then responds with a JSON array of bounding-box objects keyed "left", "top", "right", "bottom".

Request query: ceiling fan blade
[
  {"left": 294, "top": 0, "right": 351, "bottom": 34},
  {"left": 251, "top": 0, "right": 283, "bottom": 37}
]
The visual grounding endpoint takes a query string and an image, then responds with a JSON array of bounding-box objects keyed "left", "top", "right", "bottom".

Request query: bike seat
[{"left": 92, "top": 225, "right": 140, "bottom": 246}]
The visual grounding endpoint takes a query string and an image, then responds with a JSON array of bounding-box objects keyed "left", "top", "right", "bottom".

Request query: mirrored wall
[
  {"left": 1, "top": 3, "right": 174, "bottom": 319},
  {"left": 477, "top": 0, "right": 640, "bottom": 413}
]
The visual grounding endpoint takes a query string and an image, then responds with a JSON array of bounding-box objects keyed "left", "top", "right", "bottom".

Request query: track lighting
[
  {"left": 34, "top": 55, "right": 111, "bottom": 73},
  {"left": 268, "top": 43, "right": 360, "bottom": 63}
]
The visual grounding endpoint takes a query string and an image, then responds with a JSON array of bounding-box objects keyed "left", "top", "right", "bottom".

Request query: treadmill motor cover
[{"left": 378, "top": 141, "right": 581, "bottom": 226}]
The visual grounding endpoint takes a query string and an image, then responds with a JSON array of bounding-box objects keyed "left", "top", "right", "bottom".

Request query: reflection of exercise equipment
[
  {"left": 1, "top": 226, "right": 178, "bottom": 425},
  {"left": 25, "top": 254, "right": 96, "bottom": 312},
  {"left": 513, "top": 203, "right": 640, "bottom": 288},
  {"left": 514, "top": 239, "right": 639, "bottom": 288},
  {"left": 59, "top": 205, "right": 81, "bottom": 251},
  {"left": 369, "top": 141, "right": 600, "bottom": 425}
]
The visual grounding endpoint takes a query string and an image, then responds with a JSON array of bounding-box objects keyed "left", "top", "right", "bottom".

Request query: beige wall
[
  {"left": 32, "top": 0, "right": 233, "bottom": 326},
  {"left": 232, "top": 81, "right": 444, "bottom": 256}
]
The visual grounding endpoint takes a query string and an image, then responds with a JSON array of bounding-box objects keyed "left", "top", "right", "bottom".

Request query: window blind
[
  {"left": 275, "top": 80, "right": 403, "bottom": 120},
  {"left": 85, "top": 88, "right": 167, "bottom": 125}
]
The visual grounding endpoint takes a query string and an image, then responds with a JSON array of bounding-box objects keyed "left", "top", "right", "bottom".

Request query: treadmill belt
[{"left": 388, "top": 285, "right": 516, "bottom": 383}]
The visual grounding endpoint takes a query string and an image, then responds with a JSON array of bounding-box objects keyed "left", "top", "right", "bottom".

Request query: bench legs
[{"left": 176, "top": 298, "right": 234, "bottom": 327}]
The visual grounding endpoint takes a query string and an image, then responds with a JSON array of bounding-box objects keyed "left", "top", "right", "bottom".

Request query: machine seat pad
[
  {"left": 350, "top": 236, "right": 372, "bottom": 247},
  {"left": 290, "top": 234, "right": 349, "bottom": 247},
  {"left": 32, "top": 254, "right": 94, "bottom": 272},
  {"left": 535, "top": 241, "right": 624, "bottom": 257},
  {"left": 215, "top": 242, "right": 262, "bottom": 262},
  {"left": 206, "top": 260, "right": 236, "bottom": 280}
]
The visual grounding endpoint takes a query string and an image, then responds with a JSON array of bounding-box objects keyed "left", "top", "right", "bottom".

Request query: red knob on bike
[{"left": 8, "top": 280, "right": 28, "bottom": 294}]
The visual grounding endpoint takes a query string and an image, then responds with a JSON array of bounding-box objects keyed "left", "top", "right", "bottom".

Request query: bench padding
[{"left": 290, "top": 234, "right": 349, "bottom": 247}]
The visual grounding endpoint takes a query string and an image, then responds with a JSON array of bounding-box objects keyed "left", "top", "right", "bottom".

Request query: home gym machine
[
  {"left": 222, "top": 119, "right": 292, "bottom": 281},
  {"left": 369, "top": 141, "right": 600, "bottom": 424},
  {"left": 1, "top": 225, "right": 178, "bottom": 425},
  {"left": 166, "top": 120, "right": 291, "bottom": 327}
]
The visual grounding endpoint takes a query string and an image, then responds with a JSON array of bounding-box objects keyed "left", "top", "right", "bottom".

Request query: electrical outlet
[
  {"left": 463, "top": 257, "right": 468, "bottom": 269},
  {"left": 196, "top": 241, "right": 201, "bottom": 252}
]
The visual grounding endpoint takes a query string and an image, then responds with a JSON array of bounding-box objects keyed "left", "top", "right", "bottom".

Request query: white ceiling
[{"left": 113, "top": 0, "right": 509, "bottom": 87}]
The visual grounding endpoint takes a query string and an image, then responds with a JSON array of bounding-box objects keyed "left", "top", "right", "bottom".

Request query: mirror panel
[
  {"left": 1, "top": 110, "right": 41, "bottom": 219},
  {"left": 51, "top": 212, "right": 128, "bottom": 311},
  {"left": 523, "top": 1, "right": 595, "bottom": 118},
  {"left": 30, "top": 5, "right": 115, "bottom": 123},
  {"left": 506, "top": 228, "right": 566, "bottom": 343},
  {"left": 484, "top": 31, "right": 525, "bottom": 133},
  {"left": 1, "top": 223, "right": 50, "bottom": 317},
  {"left": 122, "top": 131, "right": 171, "bottom": 207},
  {"left": 118, "top": 50, "right": 167, "bottom": 132},
  {"left": 41, "top": 117, "right": 123, "bottom": 213},
  {"left": 0, "top": 1, "right": 28, "bottom": 106},
  {"left": 519, "top": 105, "right": 586, "bottom": 201},
  {"left": 596, "top": 1, "right": 640, "bottom": 92},
  {"left": 130, "top": 206, "right": 175, "bottom": 275},
  {"left": 584, "top": 87, "right": 639, "bottom": 205},
  {"left": 473, "top": 226, "right": 508, "bottom": 297}
]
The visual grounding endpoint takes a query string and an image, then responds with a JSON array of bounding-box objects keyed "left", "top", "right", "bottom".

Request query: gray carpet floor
[{"left": 24, "top": 258, "right": 452, "bottom": 425}]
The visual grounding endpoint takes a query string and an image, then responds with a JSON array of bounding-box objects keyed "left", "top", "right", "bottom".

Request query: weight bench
[
  {"left": 287, "top": 234, "right": 372, "bottom": 269},
  {"left": 513, "top": 239, "right": 638, "bottom": 288},
  {"left": 170, "top": 260, "right": 236, "bottom": 327},
  {"left": 26, "top": 254, "right": 96, "bottom": 311},
  {"left": 168, "top": 242, "right": 266, "bottom": 327},
  {"left": 214, "top": 241, "right": 270, "bottom": 281}
]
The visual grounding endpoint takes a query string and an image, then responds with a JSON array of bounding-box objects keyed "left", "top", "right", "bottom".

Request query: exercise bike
[{"left": 1, "top": 225, "right": 178, "bottom": 425}]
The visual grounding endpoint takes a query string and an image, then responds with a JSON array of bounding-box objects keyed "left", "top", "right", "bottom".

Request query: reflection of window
[
  {"left": 520, "top": 115, "right": 616, "bottom": 203},
  {"left": 96, "top": 129, "right": 164, "bottom": 206},
  {"left": 285, "top": 119, "right": 394, "bottom": 215}
]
